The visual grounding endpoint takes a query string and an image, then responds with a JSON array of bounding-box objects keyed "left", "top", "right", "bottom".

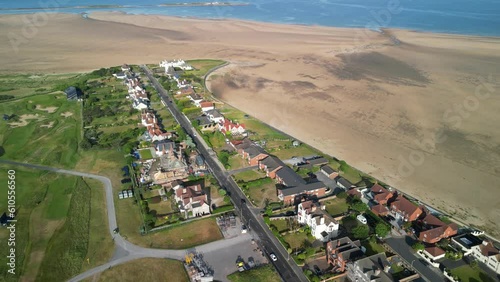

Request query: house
[
  {"left": 205, "top": 109, "right": 224, "bottom": 123},
  {"left": 470, "top": 241, "right": 500, "bottom": 274},
  {"left": 173, "top": 184, "right": 210, "bottom": 217},
  {"left": 423, "top": 246, "right": 446, "bottom": 261},
  {"left": 306, "top": 157, "right": 329, "bottom": 166},
  {"left": 390, "top": 195, "right": 423, "bottom": 222},
  {"left": 159, "top": 59, "right": 193, "bottom": 71},
  {"left": 240, "top": 145, "right": 268, "bottom": 166},
  {"left": 347, "top": 188, "right": 362, "bottom": 199},
  {"left": 189, "top": 93, "right": 204, "bottom": 106},
  {"left": 259, "top": 155, "right": 284, "bottom": 178},
  {"left": 371, "top": 204, "right": 390, "bottom": 216},
  {"left": 275, "top": 166, "right": 307, "bottom": 187},
  {"left": 370, "top": 184, "right": 394, "bottom": 205},
  {"left": 146, "top": 124, "right": 173, "bottom": 142},
  {"left": 219, "top": 119, "right": 246, "bottom": 135},
  {"left": 336, "top": 177, "right": 354, "bottom": 190},
  {"left": 200, "top": 101, "right": 215, "bottom": 112},
  {"left": 347, "top": 253, "right": 394, "bottom": 282},
  {"left": 132, "top": 99, "right": 149, "bottom": 110},
  {"left": 64, "top": 86, "right": 83, "bottom": 101},
  {"left": 141, "top": 110, "right": 157, "bottom": 127},
  {"left": 121, "top": 64, "right": 130, "bottom": 72},
  {"left": 326, "top": 237, "right": 364, "bottom": 273},
  {"left": 154, "top": 140, "right": 177, "bottom": 157},
  {"left": 177, "top": 86, "right": 195, "bottom": 96},
  {"left": 113, "top": 72, "right": 127, "bottom": 79},
  {"left": 320, "top": 165, "right": 338, "bottom": 179},
  {"left": 277, "top": 182, "right": 327, "bottom": 205},
  {"left": 452, "top": 233, "right": 484, "bottom": 256},
  {"left": 297, "top": 200, "right": 339, "bottom": 242}
]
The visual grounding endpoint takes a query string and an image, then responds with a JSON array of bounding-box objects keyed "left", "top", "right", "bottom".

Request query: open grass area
[
  {"left": 271, "top": 145, "right": 319, "bottom": 160},
  {"left": 95, "top": 258, "right": 188, "bottom": 282},
  {"left": 0, "top": 167, "right": 113, "bottom": 281},
  {"left": 228, "top": 154, "right": 248, "bottom": 170},
  {"left": 0, "top": 73, "right": 78, "bottom": 99},
  {"left": 186, "top": 59, "right": 226, "bottom": 77},
  {"left": 450, "top": 265, "right": 494, "bottom": 282},
  {"left": 0, "top": 91, "right": 82, "bottom": 168},
  {"left": 246, "top": 181, "right": 279, "bottom": 208},
  {"left": 233, "top": 169, "right": 265, "bottom": 182},
  {"left": 283, "top": 232, "right": 311, "bottom": 250},
  {"left": 269, "top": 219, "right": 289, "bottom": 233},
  {"left": 227, "top": 264, "right": 281, "bottom": 282},
  {"left": 133, "top": 217, "right": 223, "bottom": 249},
  {"left": 361, "top": 239, "right": 386, "bottom": 256},
  {"left": 138, "top": 148, "right": 154, "bottom": 160},
  {"left": 323, "top": 197, "right": 349, "bottom": 216}
]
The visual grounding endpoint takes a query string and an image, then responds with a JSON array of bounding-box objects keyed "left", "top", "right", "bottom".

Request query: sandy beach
[{"left": 0, "top": 12, "right": 499, "bottom": 236}]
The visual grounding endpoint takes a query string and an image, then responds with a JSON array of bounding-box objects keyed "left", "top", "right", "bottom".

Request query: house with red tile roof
[
  {"left": 219, "top": 119, "right": 246, "bottom": 135},
  {"left": 471, "top": 241, "right": 500, "bottom": 274},
  {"left": 240, "top": 145, "right": 268, "bottom": 166},
  {"left": 371, "top": 204, "right": 390, "bottom": 216},
  {"left": 141, "top": 110, "right": 157, "bottom": 127},
  {"left": 173, "top": 183, "right": 210, "bottom": 217},
  {"left": 390, "top": 195, "right": 423, "bottom": 222},
  {"left": 419, "top": 223, "right": 458, "bottom": 244},
  {"left": 199, "top": 101, "right": 215, "bottom": 112},
  {"left": 423, "top": 246, "right": 446, "bottom": 260},
  {"left": 370, "top": 183, "right": 394, "bottom": 205}
]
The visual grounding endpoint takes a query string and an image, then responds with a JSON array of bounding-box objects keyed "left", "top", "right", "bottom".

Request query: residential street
[
  {"left": 385, "top": 237, "right": 446, "bottom": 282},
  {"left": 142, "top": 65, "right": 307, "bottom": 282}
]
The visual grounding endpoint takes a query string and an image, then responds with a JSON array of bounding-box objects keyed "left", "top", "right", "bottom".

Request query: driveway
[{"left": 385, "top": 237, "right": 446, "bottom": 282}]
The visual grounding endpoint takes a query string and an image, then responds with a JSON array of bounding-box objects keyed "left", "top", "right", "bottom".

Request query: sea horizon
[{"left": 1, "top": 0, "right": 499, "bottom": 37}]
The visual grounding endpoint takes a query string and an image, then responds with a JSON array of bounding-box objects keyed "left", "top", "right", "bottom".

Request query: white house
[
  {"left": 297, "top": 201, "right": 339, "bottom": 242},
  {"left": 159, "top": 59, "right": 193, "bottom": 71},
  {"left": 113, "top": 72, "right": 127, "bottom": 79},
  {"left": 141, "top": 110, "right": 156, "bottom": 127},
  {"left": 132, "top": 99, "right": 149, "bottom": 110},
  {"left": 206, "top": 109, "right": 225, "bottom": 124},
  {"left": 173, "top": 184, "right": 211, "bottom": 218},
  {"left": 471, "top": 241, "right": 500, "bottom": 274},
  {"left": 189, "top": 93, "right": 204, "bottom": 106},
  {"left": 200, "top": 101, "right": 215, "bottom": 112},
  {"left": 219, "top": 119, "right": 246, "bottom": 135}
]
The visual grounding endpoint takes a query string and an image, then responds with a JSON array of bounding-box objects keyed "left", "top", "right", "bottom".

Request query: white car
[
  {"left": 357, "top": 214, "right": 367, "bottom": 224},
  {"left": 270, "top": 253, "right": 277, "bottom": 262}
]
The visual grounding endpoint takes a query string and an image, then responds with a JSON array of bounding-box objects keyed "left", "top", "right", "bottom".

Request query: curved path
[{"left": 0, "top": 159, "right": 251, "bottom": 282}]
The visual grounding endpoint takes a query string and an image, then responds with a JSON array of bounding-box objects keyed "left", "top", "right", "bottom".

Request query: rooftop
[{"left": 279, "top": 181, "right": 325, "bottom": 196}]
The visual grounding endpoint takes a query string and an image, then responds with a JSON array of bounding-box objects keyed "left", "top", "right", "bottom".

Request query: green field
[
  {"left": 323, "top": 197, "right": 349, "bottom": 216},
  {"left": 138, "top": 148, "right": 154, "bottom": 160},
  {"left": 450, "top": 265, "right": 494, "bottom": 282},
  {"left": 0, "top": 73, "right": 78, "bottom": 100},
  {"left": 233, "top": 170, "right": 265, "bottom": 182},
  {"left": 228, "top": 265, "right": 281, "bottom": 282},
  {"left": 0, "top": 168, "right": 113, "bottom": 281},
  {"left": 95, "top": 258, "right": 188, "bottom": 282},
  {"left": 186, "top": 59, "right": 226, "bottom": 78}
]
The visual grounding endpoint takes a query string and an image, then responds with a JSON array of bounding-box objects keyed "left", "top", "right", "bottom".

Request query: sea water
[{"left": 1, "top": 0, "right": 499, "bottom": 36}]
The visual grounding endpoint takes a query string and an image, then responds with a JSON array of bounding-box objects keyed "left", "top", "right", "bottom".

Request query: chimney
[{"left": 320, "top": 217, "right": 325, "bottom": 225}]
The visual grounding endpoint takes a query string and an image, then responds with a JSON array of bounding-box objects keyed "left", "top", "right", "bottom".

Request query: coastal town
[
  {"left": 90, "top": 60, "right": 500, "bottom": 281},
  {"left": 1, "top": 58, "right": 499, "bottom": 282}
]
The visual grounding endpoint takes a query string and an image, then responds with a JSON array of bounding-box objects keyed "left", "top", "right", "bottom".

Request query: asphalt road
[
  {"left": 142, "top": 65, "right": 308, "bottom": 282},
  {"left": 0, "top": 159, "right": 254, "bottom": 281},
  {"left": 385, "top": 237, "right": 446, "bottom": 282}
]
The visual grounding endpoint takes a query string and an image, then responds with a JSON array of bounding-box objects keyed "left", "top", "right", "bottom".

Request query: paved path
[
  {"left": 0, "top": 159, "right": 252, "bottom": 282},
  {"left": 227, "top": 165, "right": 259, "bottom": 175}
]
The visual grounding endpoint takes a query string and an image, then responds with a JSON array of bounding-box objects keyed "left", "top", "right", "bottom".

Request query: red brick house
[
  {"left": 277, "top": 182, "right": 327, "bottom": 205},
  {"left": 370, "top": 183, "right": 394, "bottom": 205},
  {"left": 371, "top": 204, "right": 390, "bottom": 216},
  {"left": 419, "top": 223, "right": 458, "bottom": 244},
  {"left": 326, "top": 237, "right": 364, "bottom": 272},
  {"left": 390, "top": 195, "right": 423, "bottom": 222},
  {"left": 240, "top": 145, "right": 268, "bottom": 166}
]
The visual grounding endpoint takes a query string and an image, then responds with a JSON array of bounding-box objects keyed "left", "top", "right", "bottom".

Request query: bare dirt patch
[
  {"left": 36, "top": 105, "right": 58, "bottom": 113},
  {"left": 40, "top": 121, "right": 55, "bottom": 128},
  {"left": 9, "top": 114, "right": 45, "bottom": 127},
  {"left": 61, "top": 111, "right": 73, "bottom": 117}
]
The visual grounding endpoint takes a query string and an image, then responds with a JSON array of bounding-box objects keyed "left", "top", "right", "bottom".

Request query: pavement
[
  {"left": 142, "top": 65, "right": 307, "bottom": 282},
  {"left": 385, "top": 237, "right": 446, "bottom": 282}
]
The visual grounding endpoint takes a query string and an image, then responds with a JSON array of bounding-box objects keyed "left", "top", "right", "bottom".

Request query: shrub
[
  {"left": 352, "top": 225, "right": 370, "bottom": 239},
  {"left": 412, "top": 242, "right": 425, "bottom": 251},
  {"left": 375, "top": 223, "right": 390, "bottom": 238}
]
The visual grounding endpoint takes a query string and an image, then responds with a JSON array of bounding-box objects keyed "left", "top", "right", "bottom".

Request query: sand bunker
[
  {"left": 9, "top": 114, "right": 45, "bottom": 128},
  {"left": 36, "top": 105, "right": 58, "bottom": 113},
  {"left": 40, "top": 121, "right": 55, "bottom": 128},
  {"left": 61, "top": 111, "right": 73, "bottom": 117}
]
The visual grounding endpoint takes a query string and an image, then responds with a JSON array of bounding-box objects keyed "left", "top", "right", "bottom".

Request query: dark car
[{"left": 241, "top": 198, "right": 246, "bottom": 205}]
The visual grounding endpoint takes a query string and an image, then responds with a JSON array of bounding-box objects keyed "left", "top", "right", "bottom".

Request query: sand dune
[{"left": 0, "top": 12, "right": 499, "bottom": 236}]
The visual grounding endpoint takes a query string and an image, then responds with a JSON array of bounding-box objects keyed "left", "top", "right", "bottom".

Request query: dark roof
[
  {"left": 189, "top": 93, "right": 202, "bottom": 100},
  {"left": 275, "top": 166, "right": 306, "bottom": 187},
  {"left": 307, "top": 157, "right": 329, "bottom": 166},
  {"left": 195, "top": 115, "right": 212, "bottom": 126},
  {"left": 206, "top": 109, "right": 223, "bottom": 118},
  {"left": 64, "top": 86, "right": 83, "bottom": 100},
  {"left": 336, "top": 177, "right": 353, "bottom": 188},
  {"left": 353, "top": 253, "right": 393, "bottom": 282},
  {"left": 321, "top": 165, "right": 336, "bottom": 175},
  {"left": 260, "top": 156, "right": 284, "bottom": 172},
  {"left": 278, "top": 181, "right": 325, "bottom": 196},
  {"left": 244, "top": 145, "right": 266, "bottom": 158},
  {"left": 452, "top": 233, "right": 483, "bottom": 249}
]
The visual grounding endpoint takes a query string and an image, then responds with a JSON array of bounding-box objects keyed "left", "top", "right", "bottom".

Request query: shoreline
[{"left": 1, "top": 10, "right": 499, "bottom": 38}]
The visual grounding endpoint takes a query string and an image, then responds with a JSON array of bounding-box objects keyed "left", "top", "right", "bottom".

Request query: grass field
[
  {"left": 246, "top": 181, "right": 279, "bottom": 208},
  {"left": 0, "top": 73, "right": 78, "bottom": 99},
  {"left": 227, "top": 265, "right": 281, "bottom": 282},
  {"left": 233, "top": 170, "right": 265, "bottom": 182},
  {"left": 138, "top": 148, "right": 154, "bottom": 160},
  {"left": 323, "top": 197, "right": 349, "bottom": 216},
  {"left": 361, "top": 239, "right": 386, "bottom": 256},
  {"left": 283, "top": 232, "right": 311, "bottom": 250},
  {"left": 450, "top": 265, "right": 494, "bottom": 282},
  {"left": 271, "top": 145, "right": 319, "bottom": 160},
  {"left": 0, "top": 167, "right": 113, "bottom": 282},
  {"left": 228, "top": 154, "right": 248, "bottom": 170},
  {"left": 186, "top": 59, "right": 226, "bottom": 78},
  {"left": 132, "top": 217, "right": 223, "bottom": 249},
  {"left": 95, "top": 258, "right": 188, "bottom": 282},
  {"left": 269, "top": 219, "right": 289, "bottom": 233},
  {"left": 0, "top": 91, "right": 82, "bottom": 168}
]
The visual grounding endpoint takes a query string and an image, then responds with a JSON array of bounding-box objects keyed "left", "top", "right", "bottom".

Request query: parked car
[{"left": 269, "top": 253, "right": 277, "bottom": 262}]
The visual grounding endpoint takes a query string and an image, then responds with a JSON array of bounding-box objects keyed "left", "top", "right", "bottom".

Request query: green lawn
[
  {"left": 450, "top": 265, "right": 494, "bottom": 282},
  {"left": 283, "top": 232, "right": 311, "bottom": 250},
  {"left": 323, "top": 197, "right": 349, "bottom": 216},
  {"left": 269, "top": 219, "right": 289, "bottom": 233},
  {"left": 138, "top": 148, "right": 155, "bottom": 160},
  {"left": 186, "top": 59, "right": 226, "bottom": 77},
  {"left": 227, "top": 265, "right": 281, "bottom": 282},
  {"left": 228, "top": 154, "right": 248, "bottom": 170},
  {"left": 271, "top": 145, "right": 319, "bottom": 160},
  {"left": 246, "top": 181, "right": 279, "bottom": 208},
  {"left": 361, "top": 239, "right": 386, "bottom": 256},
  {"left": 133, "top": 217, "right": 223, "bottom": 249},
  {"left": 96, "top": 258, "right": 188, "bottom": 282},
  {"left": 233, "top": 169, "right": 265, "bottom": 182},
  {"left": 0, "top": 73, "right": 78, "bottom": 99}
]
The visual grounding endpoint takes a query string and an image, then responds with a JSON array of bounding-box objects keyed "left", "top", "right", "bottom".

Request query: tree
[
  {"left": 412, "top": 242, "right": 425, "bottom": 251},
  {"left": 337, "top": 191, "right": 348, "bottom": 199},
  {"left": 79, "top": 139, "right": 92, "bottom": 150},
  {"left": 0, "top": 146, "right": 5, "bottom": 157},
  {"left": 375, "top": 223, "right": 390, "bottom": 238},
  {"left": 352, "top": 225, "right": 370, "bottom": 239},
  {"left": 351, "top": 201, "right": 368, "bottom": 213},
  {"left": 218, "top": 188, "right": 227, "bottom": 196}
]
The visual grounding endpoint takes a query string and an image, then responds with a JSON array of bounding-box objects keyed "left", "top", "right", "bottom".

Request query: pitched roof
[
  {"left": 421, "top": 213, "right": 446, "bottom": 227},
  {"left": 200, "top": 101, "right": 214, "bottom": 108},
  {"left": 244, "top": 145, "right": 266, "bottom": 159},
  {"left": 64, "top": 86, "right": 82, "bottom": 100},
  {"left": 390, "top": 196, "right": 421, "bottom": 217},
  {"left": 307, "top": 157, "right": 328, "bottom": 166},
  {"left": 370, "top": 183, "right": 389, "bottom": 194},
  {"left": 328, "top": 237, "right": 363, "bottom": 261},
  {"left": 278, "top": 181, "right": 325, "bottom": 196},
  {"left": 320, "top": 165, "right": 336, "bottom": 175},
  {"left": 260, "top": 155, "right": 283, "bottom": 172},
  {"left": 419, "top": 223, "right": 458, "bottom": 242},
  {"left": 337, "top": 177, "right": 353, "bottom": 188},
  {"left": 479, "top": 241, "right": 500, "bottom": 257},
  {"left": 353, "top": 253, "right": 394, "bottom": 282},
  {"left": 206, "top": 109, "right": 223, "bottom": 118},
  {"left": 275, "top": 166, "right": 307, "bottom": 187},
  {"left": 425, "top": 246, "right": 445, "bottom": 257},
  {"left": 371, "top": 204, "right": 389, "bottom": 215}
]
